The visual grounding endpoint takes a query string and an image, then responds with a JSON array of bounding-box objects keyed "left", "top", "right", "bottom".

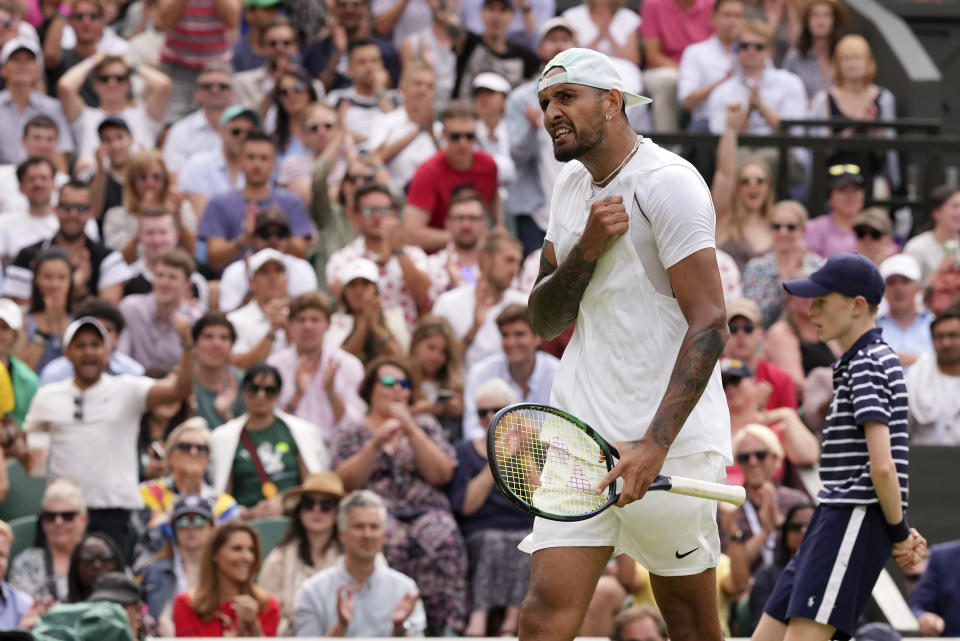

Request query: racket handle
[{"left": 667, "top": 475, "right": 746, "bottom": 506}]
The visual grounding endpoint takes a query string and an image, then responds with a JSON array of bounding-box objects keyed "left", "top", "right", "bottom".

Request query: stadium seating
[{"left": 0, "top": 461, "right": 46, "bottom": 522}]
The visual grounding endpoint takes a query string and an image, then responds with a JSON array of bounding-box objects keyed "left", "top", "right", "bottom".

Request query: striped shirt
[
  {"left": 160, "top": 0, "right": 231, "bottom": 70},
  {"left": 818, "top": 327, "right": 909, "bottom": 507}
]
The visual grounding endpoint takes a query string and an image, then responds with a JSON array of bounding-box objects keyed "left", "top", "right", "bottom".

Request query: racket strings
[{"left": 492, "top": 408, "right": 611, "bottom": 517}]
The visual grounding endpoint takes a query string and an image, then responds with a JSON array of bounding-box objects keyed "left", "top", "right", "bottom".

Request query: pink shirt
[
  {"left": 640, "top": 0, "right": 715, "bottom": 64},
  {"left": 803, "top": 214, "right": 857, "bottom": 258}
]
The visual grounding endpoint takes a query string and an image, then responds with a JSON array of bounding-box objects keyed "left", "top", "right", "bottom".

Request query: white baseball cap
[
  {"left": 472, "top": 72, "right": 511, "bottom": 94},
  {"left": 0, "top": 298, "right": 22, "bottom": 331},
  {"left": 879, "top": 253, "right": 921, "bottom": 283},
  {"left": 0, "top": 37, "right": 42, "bottom": 67},
  {"left": 338, "top": 258, "right": 380, "bottom": 287},
  {"left": 537, "top": 47, "right": 652, "bottom": 107},
  {"left": 63, "top": 317, "right": 109, "bottom": 347},
  {"left": 538, "top": 16, "right": 575, "bottom": 43},
  {"left": 247, "top": 248, "right": 287, "bottom": 279}
]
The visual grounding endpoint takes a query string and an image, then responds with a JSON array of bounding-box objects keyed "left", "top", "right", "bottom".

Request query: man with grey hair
[{"left": 294, "top": 490, "right": 426, "bottom": 637}]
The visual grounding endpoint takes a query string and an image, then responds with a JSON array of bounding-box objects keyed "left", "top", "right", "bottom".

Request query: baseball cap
[
  {"left": 783, "top": 253, "right": 885, "bottom": 305},
  {"left": 63, "top": 316, "right": 109, "bottom": 347},
  {"left": 720, "top": 357, "right": 752, "bottom": 379},
  {"left": 220, "top": 105, "right": 261, "bottom": 128},
  {"left": 853, "top": 207, "right": 892, "bottom": 236},
  {"left": 539, "top": 16, "right": 575, "bottom": 42},
  {"left": 338, "top": 258, "right": 380, "bottom": 286},
  {"left": 97, "top": 116, "right": 131, "bottom": 138},
  {"left": 0, "top": 298, "right": 22, "bottom": 331},
  {"left": 482, "top": 0, "right": 513, "bottom": 8},
  {"left": 537, "top": 48, "right": 652, "bottom": 107},
  {"left": 879, "top": 253, "right": 921, "bottom": 283},
  {"left": 1, "top": 37, "right": 41, "bottom": 66},
  {"left": 88, "top": 572, "right": 141, "bottom": 605},
  {"left": 472, "top": 72, "right": 511, "bottom": 94},
  {"left": 247, "top": 248, "right": 287, "bottom": 278},
  {"left": 171, "top": 494, "right": 214, "bottom": 522},
  {"left": 827, "top": 163, "right": 865, "bottom": 192},
  {"left": 254, "top": 209, "right": 291, "bottom": 234},
  {"left": 726, "top": 298, "right": 761, "bottom": 324}
]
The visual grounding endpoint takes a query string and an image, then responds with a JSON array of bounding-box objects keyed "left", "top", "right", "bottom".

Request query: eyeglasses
[
  {"left": 477, "top": 407, "right": 503, "bottom": 418},
  {"left": 447, "top": 131, "right": 476, "bottom": 141},
  {"left": 198, "top": 81, "right": 231, "bottom": 91},
  {"left": 771, "top": 222, "right": 798, "bottom": 232},
  {"left": 360, "top": 205, "right": 394, "bottom": 218},
  {"left": 307, "top": 122, "right": 335, "bottom": 133},
  {"left": 785, "top": 521, "right": 808, "bottom": 533},
  {"left": 737, "top": 41, "right": 766, "bottom": 51},
  {"left": 74, "top": 396, "right": 83, "bottom": 421},
  {"left": 854, "top": 226, "right": 885, "bottom": 240},
  {"left": 228, "top": 127, "right": 251, "bottom": 138},
  {"left": 97, "top": 73, "right": 130, "bottom": 84},
  {"left": 77, "top": 554, "right": 116, "bottom": 566},
  {"left": 256, "top": 227, "right": 291, "bottom": 239},
  {"left": 345, "top": 173, "right": 374, "bottom": 184},
  {"left": 300, "top": 497, "right": 338, "bottom": 512},
  {"left": 40, "top": 510, "right": 79, "bottom": 523},
  {"left": 267, "top": 38, "right": 295, "bottom": 48},
  {"left": 378, "top": 375, "right": 412, "bottom": 389},
  {"left": 173, "top": 442, "right": 211, "bottom": 455},
  {"left": 136, "top": 172, "right": 164, "bottom": 182},
  {"left": 739, "top": 176, "right": 766, "bottom": 186},
  {"left": 60, "top": 201, "right": 91, "bottom": 213},
  {"left": 735, "top": 449, "right": 770, "bottom": 464},
  {"left": 245, "top": 383, "right": 280, "bottom": 397},
  {"left": 175, "top": 514, "right": 211, "bottom": 529},
  {"left": 828, "top": 163, "right": 861, "bottom": 176},
  {"left": 70, "top": 11, "right": 103, "bottom": 20},
  {"left": 279, "top": 82, "right": 308, "bottom": 98},
  {"left": 728, "top": 321, "right": 755, "bottom": 335}
]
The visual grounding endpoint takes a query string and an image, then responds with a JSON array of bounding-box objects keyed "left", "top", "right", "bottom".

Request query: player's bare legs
[
  {"left": 518, "top": 546, "right": 612, "bottom": 641},
  {"left": 649, "top": 568, "right": 723, "bottom": 641}
]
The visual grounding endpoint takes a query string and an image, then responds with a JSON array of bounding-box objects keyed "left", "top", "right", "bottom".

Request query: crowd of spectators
[{"left": 0, "top": 0, "right": 956, "bottom": 635}]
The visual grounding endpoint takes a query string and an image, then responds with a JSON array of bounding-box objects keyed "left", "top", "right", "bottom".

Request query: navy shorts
[{"left": 763, "top": 503, "right": 892, "bottom": 639}]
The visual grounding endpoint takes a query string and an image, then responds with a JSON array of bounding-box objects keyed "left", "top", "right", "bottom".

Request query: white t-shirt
[
  {"left": 677, "top": 35, "right": 737, "bottom": 122},
  {"left": 432, "top": 283, "right": 528, "bottom": 370},
  {"left": 561, "top": 5, "right": 641, "bottom": 57},
  {"left": 24, "top": 374, "right": 154, "bottom": 509},
  {"left": 74, "top": 103, "right": 162, "bottom": 162},
  {"left": 544, "top": 138, "right": 731, "bottom": 462},
  {"left": 0, "top": 166, "right": 70, "bottom": 213},
  {"left": 227, "top": 299, "right": 288, "bottom": 355},
  {"left": 218, "top": 253, "right": 319, "bottom": 312},
  {"left": 368, "top": 107, "right": 438, "bottom": 192},
  {"left": 0, "top": 211, "right": 99, "bottom": 261}
]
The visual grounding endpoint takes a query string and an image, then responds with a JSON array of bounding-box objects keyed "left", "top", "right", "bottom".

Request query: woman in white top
[
  {"left": 561, "top": 0, "right": 640, "bottom": 65},
  {"left": 903, "top": 185, "right": 960, "bottom": 284}
]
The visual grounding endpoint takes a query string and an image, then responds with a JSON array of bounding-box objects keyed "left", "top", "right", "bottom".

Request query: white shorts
[{"left": 518, "top": 452, "right": 725, "bottom": 576}]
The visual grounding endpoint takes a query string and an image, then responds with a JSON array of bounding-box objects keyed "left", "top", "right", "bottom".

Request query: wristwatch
[{"left": 729, "top": 530, "right": 748, "bottom": 544}]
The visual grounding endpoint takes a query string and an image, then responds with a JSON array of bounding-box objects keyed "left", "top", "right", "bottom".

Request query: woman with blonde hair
[
  {"left": 102, "top": 150, "right": 197, "bottom": 264},
  {"left": 171, "top": 520, "right": 280, "bottom": 636},
  {"left": 743, "top": 200, "right": 825, "bottom": 327},
  {"left": 408, "top": 315, "right": 464, "bottom": 441}
]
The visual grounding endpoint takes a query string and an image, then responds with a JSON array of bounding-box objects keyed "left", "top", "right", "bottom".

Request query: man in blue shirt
[{"left": 876, "top": 253, "right": 933, "bottom": 371}]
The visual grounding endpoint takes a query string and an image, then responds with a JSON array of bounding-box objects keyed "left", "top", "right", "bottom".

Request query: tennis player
[{"left": 524, "top": 48, "right": 732, "bottom": 641}]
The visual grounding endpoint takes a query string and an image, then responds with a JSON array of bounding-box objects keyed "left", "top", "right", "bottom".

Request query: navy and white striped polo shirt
[{"left": 818, "top": 328, "right": 909, "bottom": 506}]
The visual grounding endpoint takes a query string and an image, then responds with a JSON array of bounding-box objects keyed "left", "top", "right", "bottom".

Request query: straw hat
[{"left": 281, "top": 472, "right": 346, "bottom": 513}]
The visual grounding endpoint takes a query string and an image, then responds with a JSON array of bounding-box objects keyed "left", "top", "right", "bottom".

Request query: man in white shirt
[
  {"left": 369, "top": 61, "right": 438, "bottom": 192},
  {"left": 325, "top": 39, "right": 397, "bottom": 145},
  {"left": 433, "top": 229, "right": 525, "bottom": 369},
  {"left": 906, "top": 308, "right": 960, "bottom": 445},
  {"left": 219, "top": 209, "right": 318, "bottom": 311},
  {"left": 704, "top": 19, "right": 806, "bottom": 135},
  {"left": 426, "top": 189, "right": 489, "bottom": 298},
  {"left": 24, "top": 315, "right": 194, "bottom": 552},
  {"left": 267, "top": 292, "right": 366, "bottom": 449},
  {"left": 677, "top": 0, "right": 745, "bottom": 131},
  {"left": 0, "top": 116, "right": 71, "bottom": 213},
  {"left": 227, "top": 247, "right": 289, "bottom": 368},
  {"left": 462, "top": 303, "right": 558, "bottom": 438},
  {"left": 162, "top": 63, "right": 234, "bottom": 174}
]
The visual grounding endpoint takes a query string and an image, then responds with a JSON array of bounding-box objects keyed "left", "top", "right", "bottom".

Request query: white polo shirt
[
  {"left": 218, "top": 253, "right": 318, "bottom": 312},
  {"left": 227, "top": 299, "right": 288, "bottom": 355},
  {"left": 432, "top": 283, "right": 528, "bottom": 371},
  {"left": 678, "top": 35, "right": 738, "bottom": 123},
  {"left": 24, "top": 374, "right": 154, "bottom": 510}
]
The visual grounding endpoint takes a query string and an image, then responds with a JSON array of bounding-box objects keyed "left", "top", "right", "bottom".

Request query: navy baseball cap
[{"left": 782, "top": 253, "right": 885, "bottom": 304}]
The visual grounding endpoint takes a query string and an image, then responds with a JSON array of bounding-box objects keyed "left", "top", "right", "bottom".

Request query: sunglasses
[
  {"left": 60, "top": 201, "right": 91, "bottom": 213},
  {"left": 739, "top": 176, "right": 766, "bottom": 186},
  {"left": 70, "top": 11, "right": 102, "bottom": 20},
  {"left": 136, "top": 172, "right": 164, "bottom": 182},
  {"left": 785, "top": 521, "right": 808, "bottom": 533},
  {"left": 198, "top": 81, "right": 231, "bottom": 91},
  {"left": 346, "top": 173, "right": 374, "bottom": 184},
  {"left": 771, "top": 222, "right": 798, "bottom": 232},
  {"left": 735, "top": 449, "right": 770, "bottom": 464},
  {"left": 279, "top": 82, "right": 308, "bottom": 98},
  {"left": 77, "top": 554, "right": 116, "bottom": 566},
  {"left": 300, "top": 497, "right": 338, "bottom": 512},
  {"left": 97, "top": 73, "right": 130, "bottom": 84},
  {"left": 307, "top": 122, "right": 335, "bottom": 133},
  {"left": 728, "top": 321, "right": 755, "bottom": 335},
  {"left": 267, "top": 38, "right": 294, "bottom": 48},
  {"left": 360, "top": 205, "right": 394, "bottom": 218},
  {"left": 256, "top": 227, "right": 291, "bottom": 240},
  {"left": 74, "top": 396, "right": 83, "bottom": 421},
  {"left": 173, "top": 442, "right": 211, "bottom": 455},
  {"left": 245, "top": 383, "right": 280, "bottom": 397},
  {"left": 737, "top": 41, "right": 766, "bottom": 51},
  {"left": 378, "top": 375, "right": 412, "bottom": 389},
  {"left": 477, "top": 407, "right": 503, "bottom": 418},
  {"left": 40, "top": 510, "right": 79, "bottom": 523},
  {"left": 175, "top": 514, "right": 211, "bottom": 529},
  {"left": 447, "top": 131, "right": 476, "bottom": 141},
  {"left": 228, "top": 127, "right": 252, "bottom": 138},
  {"left": 854, "top": 226, "right": 885, "bottom": 240},
  {"left": 828, "top": 163, "right": 861, "bottom": 176}
]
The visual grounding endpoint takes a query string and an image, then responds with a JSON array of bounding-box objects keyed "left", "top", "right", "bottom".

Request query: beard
[{"left": 551, "top": 108, "right": 606, "bottom": 162}]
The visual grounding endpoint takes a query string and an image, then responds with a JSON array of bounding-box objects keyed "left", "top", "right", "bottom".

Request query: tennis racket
[{"left": 486, "top": 403, "right": 745, "bottom": 521}]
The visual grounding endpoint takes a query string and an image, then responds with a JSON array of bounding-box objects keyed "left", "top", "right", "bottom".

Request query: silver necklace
[{"left": 592, "top": 135, "right": 642, "bottom": 188}]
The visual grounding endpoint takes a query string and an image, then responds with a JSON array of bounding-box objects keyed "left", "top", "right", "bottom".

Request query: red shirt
[
  {"left": 405, "top": 151, "right": 498, "bottom": 230},
  {"left": 640, "top": 0, "right": 715, "bottom": 64},
  {"left": 755, "top": 358, "right": 798, "bottom": 411},
  {"left": 172, "top": 592, "right": 280, "bottom": 637}
]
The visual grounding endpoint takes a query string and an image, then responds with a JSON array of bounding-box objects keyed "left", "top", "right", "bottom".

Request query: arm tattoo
[
  {"left": 643, "top": 322, "right": 726, "bottom": 450},
  {"left": 528, "top": 245, "right": 597, "bottom": 340}
]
